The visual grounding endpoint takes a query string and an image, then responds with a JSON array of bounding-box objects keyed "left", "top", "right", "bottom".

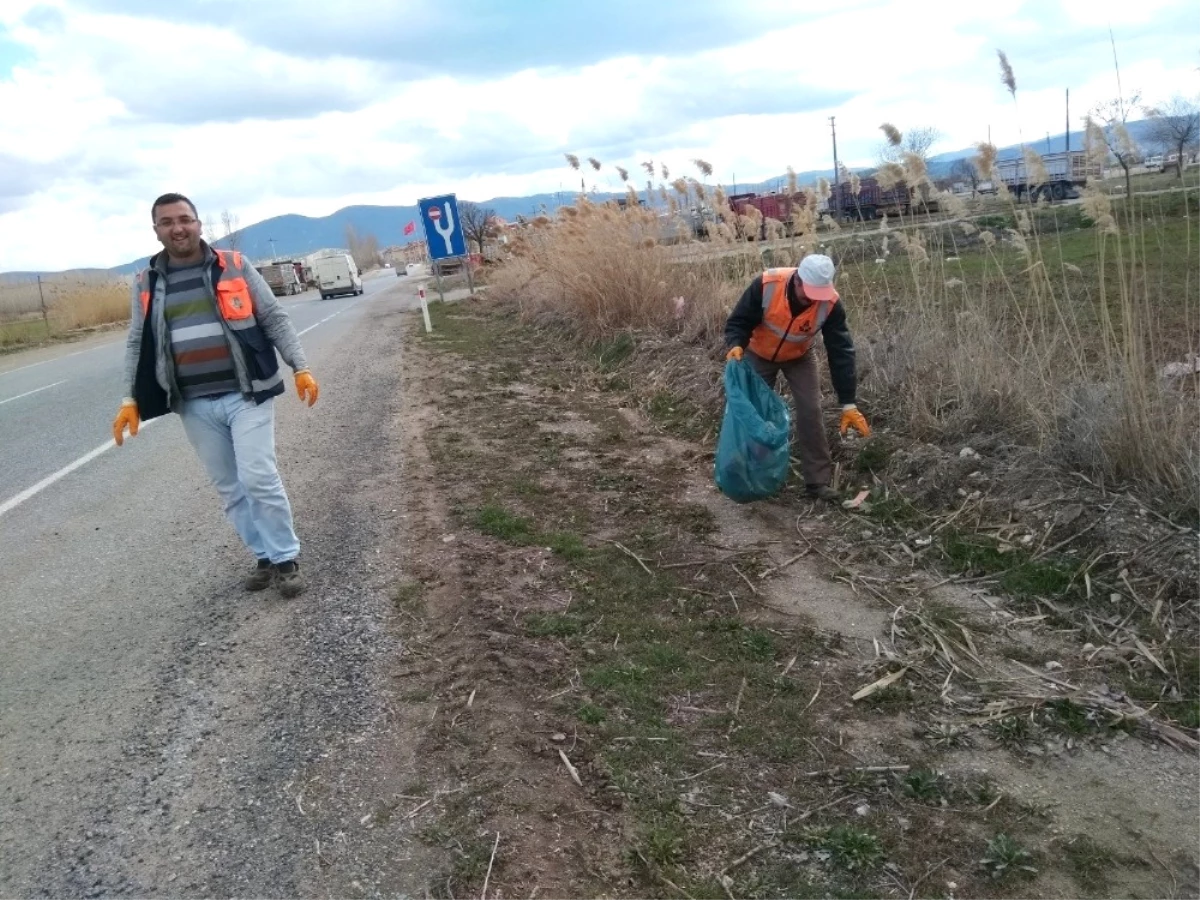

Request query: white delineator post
[{"left": 419, "top": 286, "right": 432, "bottom": 332}]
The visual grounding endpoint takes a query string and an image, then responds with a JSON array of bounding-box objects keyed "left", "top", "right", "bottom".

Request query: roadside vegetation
[
  {"left": 0, "top": 275, "right": 129, "bottom": 348},
  {"left": 492, "top": 140, "right": 1198, "bottom": 513},
  {"left": 395, "top": 294, "right": 1196, "bottom": 899}
]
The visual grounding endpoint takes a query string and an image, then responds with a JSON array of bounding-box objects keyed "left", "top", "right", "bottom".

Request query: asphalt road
[{"left": 0, "top": 270, "right": 440, "bottom": 897}]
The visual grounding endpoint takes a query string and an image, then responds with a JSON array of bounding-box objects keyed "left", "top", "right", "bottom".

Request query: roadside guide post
[{"left": 418, "top": 286, "right": 432, "bottom": 332}]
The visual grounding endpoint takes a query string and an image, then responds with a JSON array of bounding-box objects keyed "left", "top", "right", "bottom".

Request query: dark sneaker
[
  {"left": 245, "top": 559, "right": 274, "bottom": 592},
  {"left": 805, "top": 484, "right": 841, "bottom": 502},
  {"left": 275, "top": 560, "right": 305, "bottom": 598}
]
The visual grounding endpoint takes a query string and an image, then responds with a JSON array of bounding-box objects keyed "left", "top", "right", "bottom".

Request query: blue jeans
[{"left": 179, "top": 393, "right": 300, "bottom": 564}]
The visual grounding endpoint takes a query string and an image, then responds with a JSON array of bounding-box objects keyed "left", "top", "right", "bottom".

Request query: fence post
[{"left": 36, "top": 275, "right": 50, "bottom": 336}]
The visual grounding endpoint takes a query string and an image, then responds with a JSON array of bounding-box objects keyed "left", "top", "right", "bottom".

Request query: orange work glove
[
  {"left": 839, "top": 404, "right": 871, "bottom": 438},
  {"left": 295, "top": 370, "right": 319, "bottom": 407},
  {"left": 113, "top": 400, "right": 140, "bottom": 446},
  {"left": 725, "top": 346, "right": 744, "bottom": 362}
]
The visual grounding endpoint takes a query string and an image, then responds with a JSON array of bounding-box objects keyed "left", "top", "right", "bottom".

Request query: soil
[{"left": 380, "top": 295, "right": 1199, "bottom": 899}]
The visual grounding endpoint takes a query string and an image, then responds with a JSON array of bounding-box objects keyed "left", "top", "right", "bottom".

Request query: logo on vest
[{"left": 231, "top": 298, "right": 243, "bottom": 310}]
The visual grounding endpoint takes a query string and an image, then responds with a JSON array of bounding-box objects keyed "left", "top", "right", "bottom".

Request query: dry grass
[
  {"left": 0, "top": 275, "right": 130, "bottom": 346},
  {"left": 487, "top": 150, "right": 1199, "bottom": 508},
  {"left": 489, "top": 198, "right": 742, "bottom": 343}
]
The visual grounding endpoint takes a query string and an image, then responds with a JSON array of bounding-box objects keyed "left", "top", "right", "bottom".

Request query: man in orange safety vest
[{"left": 723, "top": 254, "right": 870, "bottom": 501}]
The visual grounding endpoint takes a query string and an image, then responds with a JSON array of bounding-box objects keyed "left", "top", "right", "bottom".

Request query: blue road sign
[{"left": 418, "top": 194, "right": 466, "bottom": 261}]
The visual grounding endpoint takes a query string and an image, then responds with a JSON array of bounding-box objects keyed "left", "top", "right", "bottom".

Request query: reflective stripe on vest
[
  {"left": 138, "top": 249, "right": 254, "bottom": 324},
  {"left": 746, "top": 268, "right": 836, "bottom": 362}
]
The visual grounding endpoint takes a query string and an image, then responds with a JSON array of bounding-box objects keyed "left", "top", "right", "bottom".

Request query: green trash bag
[{"left": 714, "top": 357, "right": 791, "bottom": 502}]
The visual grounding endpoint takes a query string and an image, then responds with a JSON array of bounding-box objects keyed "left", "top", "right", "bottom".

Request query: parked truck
[
  {"left": 313, "top": 253, "right": 363, "bottom": 299},
  {"left": 995, "top": 150, "right": 1098, "bottom": 201},
  {"left": 726, "top": 191, "right": 814, "bottom": 239},
  {"left": 825, "top": 177, "right": 939, "bottom": 221},
  {"left": 255, "top": 261, "right": 304, "bottom": 296}
]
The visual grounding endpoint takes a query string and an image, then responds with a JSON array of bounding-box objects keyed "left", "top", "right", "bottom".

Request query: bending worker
[{"left": 723, "top": 253, "right": 870, "bottom": 501}]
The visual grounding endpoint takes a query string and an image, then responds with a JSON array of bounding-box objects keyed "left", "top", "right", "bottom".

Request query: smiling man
[{"left": 112, "top": 193, "right": 320, "bottom": 598}]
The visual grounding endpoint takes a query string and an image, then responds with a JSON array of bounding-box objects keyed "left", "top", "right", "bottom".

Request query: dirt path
[{"left": 388, "top": 295, "right": 1198, "bottom": 899}]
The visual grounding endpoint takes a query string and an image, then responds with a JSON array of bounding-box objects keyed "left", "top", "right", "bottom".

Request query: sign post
[{"left": 418, "top": 193, "right": 467, "bottom": 305}]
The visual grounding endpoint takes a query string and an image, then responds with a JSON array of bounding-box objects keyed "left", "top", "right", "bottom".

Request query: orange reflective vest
[
  {"left": 746, "top": 267, "right": 838, "bottom": 363},
  {"left": 138, "top": 249, "right": 254, "bottom": 323}
]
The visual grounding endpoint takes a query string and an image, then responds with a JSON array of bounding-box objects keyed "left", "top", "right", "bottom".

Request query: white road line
[
  {"left": 0, "top": 298, "right": 366, "bottom": 520},
  {"left": 0, "top": 380, "right": 65, "bottom": 406},
  {"left": 296, "top": 297, "right": 363, "bottom": 337},
  {"left": 0, "top": 339, "right": 121, "bottom": 378},
  {"left": 0, "top": 418, "right": 163, "bottom": 519}
]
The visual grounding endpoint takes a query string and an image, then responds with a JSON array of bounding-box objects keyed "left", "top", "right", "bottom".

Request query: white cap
[{"left": 797, "top": 254, "right": 837, "bottom": 301}]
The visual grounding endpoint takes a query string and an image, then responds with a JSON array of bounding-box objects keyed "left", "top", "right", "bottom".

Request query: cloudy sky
[{"left": 0, "top": 0, "right": 1196, "bottom": 271}]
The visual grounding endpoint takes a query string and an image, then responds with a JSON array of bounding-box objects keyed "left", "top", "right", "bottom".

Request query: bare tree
[
  {"left": 878, "top": 125, "right": 943, "bottom": 166},
  {"left": 1144, "top": 94, "right": 1200, "bottom": 178},
  {"left": 459, "top": 201, "right": 496, "bottom": 257},
  {"left": 949, "top": 158, "right": 981, "bottom": 196},
  {"left": 344, "top": 224, "right": 382, "bottom": 271},
  {"left": 203, "top": 215, "right": 218, "bottom": 244},
  {"left": 220, "top": 209, "right": 241, "bottom": 251},
  {"left": 1089, "top": 90, "right": 1143, "bottom": 199}
]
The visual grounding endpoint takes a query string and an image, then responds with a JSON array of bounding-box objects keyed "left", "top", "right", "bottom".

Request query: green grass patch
[
  {"left": 1062, "top": 835, "right": 1117, "bottom": 892},
  {"left": 803, "top": 824, "right": 885, "bottom": 872},
  {"left": 645, "top": 390, "right": 706, "bottom": 438},
  {"left": 524, "top": 612, "right": 584, "bottom": 638},
  {"left": 980, "top": 833, "right": 1038, "bottom": 882},
  {"left": 473, "top": 503, "right": 536, "bottom": 542},
  {"left": 853, "top": 437, "right": 897, "bottom": 473},
  {"left": 866, "top": 493, "right": 925, "bottom": 526},
  {"left": 940, "top": 530, "right": 1076, "bottom": 599},
  {"left": 0, "top": 318, "right": 53, "bottom": 347},
  {"left": 591, "top": 333, "right": 636, "bottom": 370},
  {"left": 576, "top": 703, "right": 606, "bottom": 725},
  {"left": 1043, "top": 698, "right": 1098, "bottom": 735},
  {"left": 392, "top": 579, "right": 424, "bottom": 612}
]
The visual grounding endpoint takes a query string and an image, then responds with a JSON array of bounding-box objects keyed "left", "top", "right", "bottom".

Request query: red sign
[
  {"left": 403, "top": 220, "right": 415, "bottom": 235},
  {"left": 428, "top": 207, "right": 441, "bottom": 221}
]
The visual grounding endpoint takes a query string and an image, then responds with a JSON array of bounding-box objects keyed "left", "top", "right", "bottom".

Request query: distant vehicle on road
[
  {"left": 255, "top": 262, "right": 305, "bottom": 297},
  {"left": 314, "top": 254, "right": 363, "bottom": 299}
]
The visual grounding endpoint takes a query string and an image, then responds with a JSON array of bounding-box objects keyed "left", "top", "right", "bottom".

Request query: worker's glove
[
  {"left": 839, "top": 404, "right": 871, "bottom": 438},
  {"left": 725, "top": 346, "right": 744, "bottom": 362},
  {"left": 295, "top": 370, "right": 319, "bottom": 407},
  {"left": 112, "top": 400, "right": 140, "bottom": 446}
]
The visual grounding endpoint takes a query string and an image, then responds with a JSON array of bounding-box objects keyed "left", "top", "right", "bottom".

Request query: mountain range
[{"left": 4, "top": 119, "right": 1161, "bottom": 278}]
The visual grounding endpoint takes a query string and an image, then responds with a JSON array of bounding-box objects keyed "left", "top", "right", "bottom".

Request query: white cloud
[{"left": 0, "top": 0, "right": 1197, "bottom": 271}]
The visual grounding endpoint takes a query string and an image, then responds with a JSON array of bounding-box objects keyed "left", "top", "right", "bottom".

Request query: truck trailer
[
  {"left": 255, "top": 262, "right": 304, "bottom": 296},
  {"left": 825, "top": 178, "right": 938, "bottom": 221},
  {"left": 994, "top": 151, "right": 1098, "bottom": 201}
]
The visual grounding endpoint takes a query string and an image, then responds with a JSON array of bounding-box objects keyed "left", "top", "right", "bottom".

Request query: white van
[{"left": 314, "top": 254, "right": 363, "bottom": 299}]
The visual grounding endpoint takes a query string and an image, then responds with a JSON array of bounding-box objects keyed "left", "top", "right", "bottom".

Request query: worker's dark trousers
[{"left": 747, "top": 350, "right": 833, "bottom": 487}]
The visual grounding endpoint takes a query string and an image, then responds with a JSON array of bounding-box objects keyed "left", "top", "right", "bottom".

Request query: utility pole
[
  {"left": 269, "top": 238, "right": 277, "bottom": 260},
  {"left": 829, "top": 116, "right": 840, "bottom": 189},
  {"left": 1065, "top": 88, "right": 1070, "bottom": 155},
  {"left": 829, "top": 115, "right": 840, "bottom": 219}
]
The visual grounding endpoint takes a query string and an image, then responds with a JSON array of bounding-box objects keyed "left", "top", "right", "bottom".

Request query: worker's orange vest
[
  {"left": 139, "top": 250, "right": 254, "bottom": 324},
  {"left": 747, "top": 267, "right": 838, "bottom": 363}
]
